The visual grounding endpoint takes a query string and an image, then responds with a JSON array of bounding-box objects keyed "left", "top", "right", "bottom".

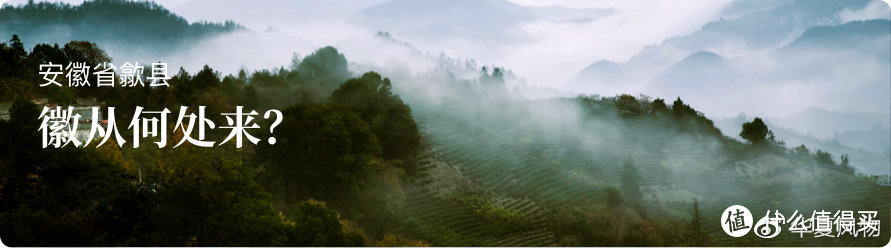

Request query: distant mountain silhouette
[
  {"left": 565, "top": 0, "right": 878, "bottom": 92},
  {"left": 0, "top": 0, "right": 243, "bottom": 49}
]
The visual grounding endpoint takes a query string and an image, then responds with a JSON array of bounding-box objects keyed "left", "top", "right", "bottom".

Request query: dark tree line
[
  {"left": 0, "top": 0, "right": 242, "bottom": 52},
  {"left": 0, "top": 33, "right": 423, "bottom": 246}
]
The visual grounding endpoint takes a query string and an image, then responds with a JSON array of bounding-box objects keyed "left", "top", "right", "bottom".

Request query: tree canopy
[{"left": 740, "top": 117, "right": 769, "bottom": 145}]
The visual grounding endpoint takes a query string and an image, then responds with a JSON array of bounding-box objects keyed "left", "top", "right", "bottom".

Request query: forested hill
[
  {"left": 0, "top": 0, "right": 243, "bottom": 51},
  {"left": 385, "top": 65, "right": 890, "bottom": 246},
  {"left": 350, "top": 33, "right": 890, "bottom": 246}
]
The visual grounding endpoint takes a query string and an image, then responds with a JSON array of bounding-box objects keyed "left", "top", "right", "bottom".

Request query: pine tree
[{"left": 690, "top": 199, "right": 709, "bottom": 246}]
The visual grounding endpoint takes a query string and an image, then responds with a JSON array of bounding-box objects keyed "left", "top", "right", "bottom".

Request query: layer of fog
[
  {"left": 553, "top": 0, "right": 890, "bottom": 171},
  {"left": 839, "top": 0, "right": 891, "bottom": 22},
  {"left": 166, "top": 0, "right": 889, "bottom": 144},
  {"left": 567, "top": 0, "right": 890, "bottom": 111},
  {"left": 645, "top": 44, "right": 890, "bottom": 119}
]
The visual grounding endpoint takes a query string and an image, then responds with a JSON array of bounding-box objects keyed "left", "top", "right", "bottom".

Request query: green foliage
[
  {"left": 63, "top": 40, "right": 111, "bottom": 65},
  {"left": 374, "top": 233, "right": 429, "bottom": 247},
  {"left": 49, "top": 87, "right": 75, "bottom": 105},
  {"left": 298, "top": 46, "right": 351, "bottom": 90},
  {"left": 440, "top": 191, "right": 530, "bottom": 230},
  {"left": 840, "top": 154, "right": 850, "bottom": 168},
  {"left": 651, "top": 98, "right": 668, "bottom": 115},
  {"left": 331, "top": 71, "right": 421, "bottom": 173},
  {"left": 577, "top": 95, "right": 722, "bottom": 136},
  {"left": 793, "top": 144, "right": 810, "bottom": 159},
  {"left": 616, "top": 94, "right": 642, "bottom": 115},
  {"left": 0, "top": 100, "right": 44, "bottom": 212},
  {"left": 0, "top": 100, "right": 370, "bottom": 246},
  {"left": 0, "top": 36, "right": 118, "bottom": 102},
  {"left": 740, "top": 117, "right": 769, "bottom": 145},
  {"left": 148, "top": 142, "right": 271, "bottom": 245},
  {"left": 207, "top": 198, "right": 289, "bottom": 246},
  {"left": 192, "top": 65, "right": 221, "bottom": 88},
  {"left": 478, "top": 66, "right": 506, "bottom": 93},
  {"left": 812, "top": 149, "right": 855, "bottom": 174},
  {"left": 257, "top": 102, "right": 380, "bottom": 206},
  {"left": 620, "top": 157, "right": 642, "bottom": 199},
  {"left": 282, "top": 200, "right": 365, "bottom": 247},
  {"left": 689, "top": 199, "right": 709, "bottom": 246},
  {"left": 0, "top": 35, "right": 29, "bottom": 81},
  {"left": 355, "top": 159, "right": 407, "bottom": 236},
  {"left": 0, "top": 101, "right": 152, "bottom": 246},
  {"left": 0, "top": 0, "right": 242, "bottom": 51},
  {"left": 0, "top": 36, "right": 43, "bottom": 100},
  {"left": 0, "top": 33, "right": 428, "bottom": 246},
  {"left": 604, "top": 186, "right": 623, "bottom": 208},
  {"left": 28, "top": 43, "right": 67, "bottom": 65},
  {"left": 814, "top": 149, "right": 835, "bottom": 166},
  {"left": 551, "top": 197, "right": 693, "bottom": 246}
]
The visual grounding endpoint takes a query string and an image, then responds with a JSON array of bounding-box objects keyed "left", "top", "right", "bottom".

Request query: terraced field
[
  {"left": 398, "top": 99, "right": 731, "bottom": 246},
  {"left": 392, "top": 93, "right": 890, "bottom": 246}
]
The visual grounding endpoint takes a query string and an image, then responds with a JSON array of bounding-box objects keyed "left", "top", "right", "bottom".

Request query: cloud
[
  {"left": 644, "top": 38, "right": 891, "bottom": 120},
  {"left": 838, "top": 0, "right": 891, "bottom": 23},
  {"left": 492, "top": 0, "right": 734, "bottom": 87},
  {"left": 6, "top": 0, "right": 733, "bottom": 91}
]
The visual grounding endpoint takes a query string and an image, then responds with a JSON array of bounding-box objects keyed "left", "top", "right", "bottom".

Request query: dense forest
[
  {"left": 0, "top": 32, "right": 424, "bottom": 246},
  {"left": 0, "top": 1, "right": 889, "bottom": 247},
  {"left": 0, "top": 0, "right": 242, "bottom": 52}
]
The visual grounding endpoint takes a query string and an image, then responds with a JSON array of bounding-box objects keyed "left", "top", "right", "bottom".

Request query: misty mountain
[
  {"left": 833, "top": 125, "right": 891, "bottom": 154},
  {"left": 714, "top": 113, "right": 891, "bottom": 174},
  {"left": 0, "top": 0, "right": 243, "bottom": 52},
  {"left": 777, "top": 18, "right": 891, "bottom": 61},
  {"left": 646, "top": 51, "right": 730, "bottom": 95},
  {"left": 565, "top": 0, "right": 880, "bottom": 93},
  {"left": 566, "top": 60, "right": 623, "bottom": 88},
  {"left": 0, "top": 0, "right": 322, "bottom": 75},
  {"left": 771, "top": 106, "right": 891, "bottom": 138},
  {"left": 383, "top": 60, "right": 890, "bottom": 245},
  {"left": 644, "top": 19, "right": 889, "bottom": 117},
  {"left": 697, "top": 0, "right": 875, "bottom": 50},
  {"left": 641, "top": 19, "right": 889, "bottom": 156},
  {"left": 575, "top": 14, "right": 890, "bottom": 176}
]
